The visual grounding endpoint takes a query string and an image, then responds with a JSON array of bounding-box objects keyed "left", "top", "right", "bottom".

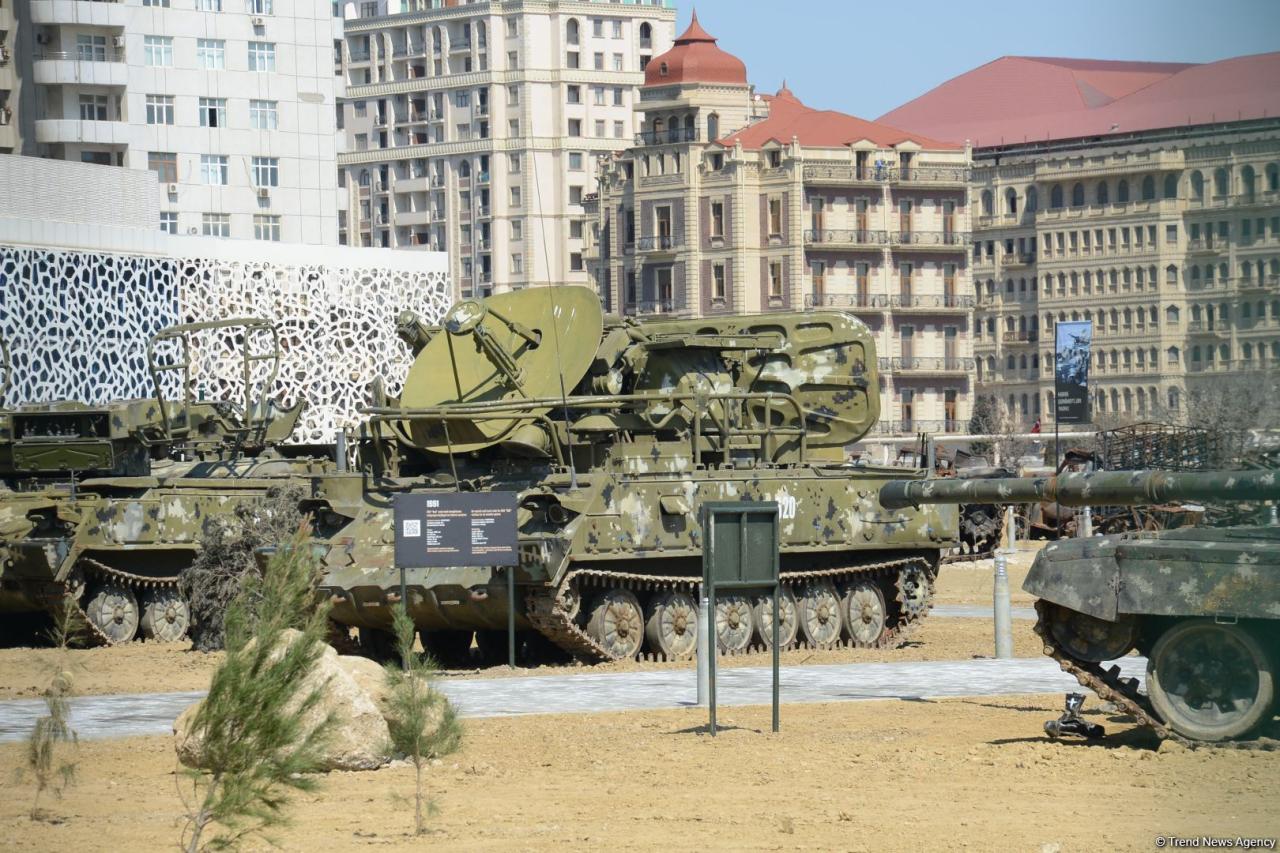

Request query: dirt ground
[
  {"left": 2, "top": 695, "right": 1276, "bottom": 852},
  {"left": 0, "top": 550, "right": 1042, "bottom": 699}
]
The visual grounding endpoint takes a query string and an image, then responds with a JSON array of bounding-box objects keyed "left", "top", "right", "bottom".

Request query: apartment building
[
  {"left": 334, "top": 0, "right": 676, "bottom": 297},
  {"left": 881, "top": 53, "right": 1280, "bottom": 427},
  {"left": 584, "top": 14, "right": 976, "bottom": 435},
  {"left": 10, "top": 0, "right": 342, "bottom": 244},
  {"left": 1, "top": 0, "right": 19, "bottom": 153}
]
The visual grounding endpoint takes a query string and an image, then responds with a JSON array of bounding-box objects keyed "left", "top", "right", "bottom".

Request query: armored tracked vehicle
[
  {"left": 304, "top": 287, "right": 957, "bottom": 663},
  {"left": 881, "top": 470, "right": 1280, "bottom": 741},
  {"left": 0, "top": 319, "right": 327, "bottom": 645}
]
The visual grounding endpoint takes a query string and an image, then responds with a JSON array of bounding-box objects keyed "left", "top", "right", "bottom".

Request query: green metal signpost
[{"left": 702, "top": 502, "right": 781, "bottom": 735}]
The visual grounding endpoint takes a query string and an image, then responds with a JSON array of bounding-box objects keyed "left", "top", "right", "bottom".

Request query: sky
[{"left": 674, "top": 0, "right": 1280, "bottom": 121}]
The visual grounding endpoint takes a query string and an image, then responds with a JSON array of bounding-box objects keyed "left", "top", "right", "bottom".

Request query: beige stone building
[
  {"left": 335, "top": 0, "right": 676, "bottom": 298},
  {"left": 880, "top": 54, "right": 1280, "bottom": 429},
  {"left": 584, "top": 15, "right": 975, "bottom": 435}
]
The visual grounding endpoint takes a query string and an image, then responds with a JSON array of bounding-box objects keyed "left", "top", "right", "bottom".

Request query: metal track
[
  {"left": 1033, "top": 600, "right": 1278, "bottom": 751},
  {"left": 526, "top": 556, "right": 935, "bottom": 663},
  {"left": 57, "top": 556, "right": 182, "bottom": 647}
]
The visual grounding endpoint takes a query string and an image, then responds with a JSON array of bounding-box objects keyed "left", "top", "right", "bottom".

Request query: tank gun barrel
[{"left": 879, "top": 469, "right": 1280, "bottom": 511}]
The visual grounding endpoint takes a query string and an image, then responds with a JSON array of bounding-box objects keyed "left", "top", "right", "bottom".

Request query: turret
[{"left": 879, "top": 469, "right": 1280, "bottom": 511}]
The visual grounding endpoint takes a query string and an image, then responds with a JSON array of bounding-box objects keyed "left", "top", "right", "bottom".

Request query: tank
[
  {"left": 880, "top": 469, "right": 1280, "bottom": 742},
  {"left": 0, "top": 318, "right": 329, "bottom": 646},
  {"left": 300, "top": 286, "right": 957, "bottom": 664}
]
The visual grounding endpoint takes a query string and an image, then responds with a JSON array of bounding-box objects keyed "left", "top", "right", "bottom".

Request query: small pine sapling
[
  {"left": 23, "top": 597, "right": 84, "bottom": 821},
  {"left": 178, "top": 523, "right": 335, "bottom": 852},
  {"left": 383, "top": 603, "right": 462, "bottom": 836}
]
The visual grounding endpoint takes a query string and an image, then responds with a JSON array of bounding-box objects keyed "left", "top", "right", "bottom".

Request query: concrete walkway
[
  {"left": 931, "top": 603, "right": 1037, "bottom": 620},
  {"left": 0, "top": 655, "right": 1146, "bottom": 743}
]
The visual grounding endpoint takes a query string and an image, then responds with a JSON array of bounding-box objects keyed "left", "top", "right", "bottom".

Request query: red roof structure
[
  {"left": 719, "top": 86, "right": 961, "bottom": 151},
  {"left": 643, "top": 10, "right": 747, "bottom": 87},
  {"left": 878, "top": 53, "right": 1280, "bottom": 147}
]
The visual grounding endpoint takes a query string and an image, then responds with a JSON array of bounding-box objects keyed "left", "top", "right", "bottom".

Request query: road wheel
[
  {"left": 84, "top": 582, "right": 139, "bottom": 645},
  {"left": 752, "top": 586, "right": 798, "bottom": 649},
  {"left": 797, "top": 581, "right": 842, "bottom": 649},
  {"left": 714, "top": 594, "right": 755, "bottom": 654},
  {"left": 586, "top": 589, "right": 644, "bottom": 660},
  {"left": 1147, "top": 620, "right": 1275, "bottom": 742},
  {"left": 842, "top": 581, "right": 887, "bottom": 648},
  {"left": 644, "top": 590, "right": 698, "bottom": 660},
  {"left": 139, "top": 588, "right": 190, "bottom": 643}
]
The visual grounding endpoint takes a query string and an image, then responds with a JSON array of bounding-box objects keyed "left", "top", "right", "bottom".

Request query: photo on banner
[{"left": 1054, "top": 321, "right": 1093, "bottom": 425}]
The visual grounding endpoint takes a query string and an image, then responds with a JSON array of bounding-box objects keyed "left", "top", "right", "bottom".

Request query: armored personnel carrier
[
  {"left": 0, "top": 318, "right": 326, "bottom": 645},
  {"left": 881, "top": 470, "right": 1280, "bottom": 741},
  {"left": 301, "top": 287, "right": 957, "bottom": 663}
]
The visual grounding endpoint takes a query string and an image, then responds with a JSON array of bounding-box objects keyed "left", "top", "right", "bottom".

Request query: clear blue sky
[{"left": 677, "top": 0, "right": 1280, "bottom": 120}]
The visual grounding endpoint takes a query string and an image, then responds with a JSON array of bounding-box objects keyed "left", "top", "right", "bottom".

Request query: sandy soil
[{"left": 2, "top": 695, "right": 1276, "bottom": 852}]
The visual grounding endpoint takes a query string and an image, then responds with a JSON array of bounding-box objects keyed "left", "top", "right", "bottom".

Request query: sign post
[
  {"left": 393, "top": 492, "right": 520, "bottom": 666},
  {"left": 1054, "top": 320, "right": 1093, "bottom": 536},
  {"left": 701, "top": 502, "right": 781, "bottom": 736}
]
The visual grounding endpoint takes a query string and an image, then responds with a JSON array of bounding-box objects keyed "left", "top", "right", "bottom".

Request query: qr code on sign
[{"left": 402, "top": 519, "right": 422, "bottom": 538}]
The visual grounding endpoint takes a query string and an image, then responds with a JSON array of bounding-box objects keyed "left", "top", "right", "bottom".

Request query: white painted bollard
[
  {"left": 1004, "top": 505, "right": 1016, "bottom": 550},
  {"left": 1079, "top": 505, "right": 1093, "bottom": 538},
  {"left": 993, "top": 551, "right": 1013, "bottom": 660},
  {"left": 696, "top": 588, "right": 710, "bottom": 706}
]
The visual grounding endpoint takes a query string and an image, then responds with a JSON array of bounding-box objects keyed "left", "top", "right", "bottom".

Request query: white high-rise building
[
  {"left": 336, "top": 0, "right": 676, "bottom": 297},
  {"left": 12, "top": 0, "right": 342, "bottom": 245}
]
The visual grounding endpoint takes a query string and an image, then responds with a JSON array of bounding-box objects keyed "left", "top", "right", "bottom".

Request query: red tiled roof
[
  {"left": 877, "top": 53, "right": 1280, "bottom": 148},
  {"left": 643, "top": 10, "right": 747, "bottom": 87},
  {"left": 718, "top": 87, "right": 961, "bottom": 151}
]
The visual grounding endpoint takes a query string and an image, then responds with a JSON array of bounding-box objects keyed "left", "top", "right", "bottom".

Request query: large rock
[
  {"left": 336, "top": 654, "right": 448, "bottom": 736},
  {"left": 174, "top": 629, "right": 392, "bottom": 772}
]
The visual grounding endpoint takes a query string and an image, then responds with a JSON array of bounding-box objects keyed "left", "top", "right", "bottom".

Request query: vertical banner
[{"left": 1054, "top": 321, "right": 1093, "bottom": 425}]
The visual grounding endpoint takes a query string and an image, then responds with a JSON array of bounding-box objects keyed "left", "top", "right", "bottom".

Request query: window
[
  {"left": 248, "top": 42, "right": 276, "bottom": 72},
  {"left": 508, "top": 50, "right": 519, "bottom": 69},
  {"left": 613, "top": 121, "right": 624, "bottom": 139},
  {"left": 253, "top": 215, "right": 281, "bottom": 241},
  {"left": 78, "top": 94, "right": 108, "bottom": 121},
  {"left": 568, "top": 119, "right": 582, "bottom": 137},
  {"left": 511, "top": 253, "right": 523, "bottom": 274},
  {"left": 508, "top": 119, "right": 520, "bottom": 135},
  {"left": 566, "top": 85, "right": 581, "bottom": 104},
  {"left": 197, "top": 0, "right": 223, "bottom": 9},
  {"left": 197, "top": 39, "right": 226, "bottom": 69},
  {"left": 569, "top": 152, "right": 584, "bottom": 171},
  {"left": 507, "top": 85, "right": 520, "bottom": 106},
  {"left": 768, "top": 198, "right": 782, "bottom": 235},
  {"left": 613, "top": 87, "right": 625, "bottom": 107},
  {"left": 710, "top": 200, "right": 724, "bottom": 238},
  {"left": 249, "top": 99, "right": 278, "bottom": 130},
  {"left": 511, "top": 220, "right": 522, "bottom": 241},
  {"left": 199, "top": 97, "right": 227, "bottom": 128},
  {"left": 593, "top": 86, "right": 605, "bottom": 106},
  {"left": 144, "top": 36, "right": 173, "bottom": 67},
  {"left": 565, "top": 51, "right": 577, "bottom": 69},
  {"left": 456, "top": 92, "right": 470, "bottom": 107},
  {"left": 252, "top": 156, "right": 279, "bottom": 187},
  {"left": 510, "top": 186, "right": 522, "bottom": 207},
  {"left": 506, "top": 17, "right": 518, "bottom": 38},
  {"left": 77, "top": 34, "right": 107, "bottom": 61},
  {"left": 570, "top": 252, "right": 583, "bottom": 272},
  {"left": 146, "top": 94, "right": 174, "bottom": 125},
  {"left": 148, "top": 151, "right": 177, "bottom": 183},
  {"left": 612, "top": 53, "right": 623, "bottom": 71},
  {"left": 593, "top": 19, "right": 604, "bottom": 38},
  {"left": 593, "top": 52, "right": 604, "bottom": 70},
  {"left": 248, "top": 0, "right": 273, "bottom": 13},
  {"left": 200, "top": 155, "right": 229, "bottom": 186},
  {"left": 769, "top": 261, "right": 783, "bottom": 298},
  {"left": 143, "top": 0, "right": 171, "bottom": 5},
  {"left": 159, "top": 212, "right": 178, "bottom": 234},
  {"left": 612, "top": 20, "right": 623, "bottom": 38},
  {"left": 594, "top": 120, "right": 605, "bottom": 137},
  {"left": 202, "top": 213, "right": 230, "bottom": 238},
  {"left": 569, "top": 219, "right": 584, "bottom": 240},
  {"left": 508, "top": 153, "right": 521, "bottom": 173},
  {"left": 569, "top": 185, "right": 583, "bottom": 205}
]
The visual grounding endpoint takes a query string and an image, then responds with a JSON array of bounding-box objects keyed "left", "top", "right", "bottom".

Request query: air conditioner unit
[
  {"left": 112, "top": 36, "right": 125, "bottom": 49},
  {"left": 166, "top": 183, "right": 178, "bottom": 194},
  {"left": 187, "top": 227, "right": 199, "bottom": 235},
  {"left": 250, "top": 16, "right": 265, "bottom": 26},
  {"left": 257, "top": 187, "right": 270, "bottom": 198}
]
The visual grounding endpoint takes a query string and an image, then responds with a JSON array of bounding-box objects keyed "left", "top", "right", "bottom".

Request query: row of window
[
  {"left": 143, "top": 36, "right": 275, "bottom": 70},
  {"left": 146, "top": 151, "right": 279, "bottom": 187},
  {"left": 159, "top": 212, "right": 280, "bottom": 240},
  {"left": 142, "top": 95, "right": 277, "bottom": 129},
  {"left": 565, "top": 84, "right": 628, "bottom": 107},
  {"left": 145, "top": 0, "right": 274, "bottom": 11}
]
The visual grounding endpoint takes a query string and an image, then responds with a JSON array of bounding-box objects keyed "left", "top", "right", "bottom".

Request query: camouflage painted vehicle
[
  {"left": 880, "top": 470, "right": 1280, "bottom": 741},
  {"left": 300, "top": 286, "right": 957, "bottom": 664},
  {"left": 0, "top": 318, "right": 327, "bottom": 645}
]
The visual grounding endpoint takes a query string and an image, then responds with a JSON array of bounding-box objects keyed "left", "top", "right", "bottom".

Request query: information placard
[{"left": 393, "top": 492, "right": 519, "bottom": 568}]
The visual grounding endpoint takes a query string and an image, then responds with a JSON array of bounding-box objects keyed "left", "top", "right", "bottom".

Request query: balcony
[
  {"left": 636, "top": 235, "right": 679, "bottom": 252},
  {"left": 31, "top": 0, "right": 129, "bottom": 27},
  {"left": 875, "top": 419, "right": 966, "bottom": 436},
  {"left": 804, "top": 293, "right": 887, "bottom": 310},
  {"left": 396, "top": 209, "right": 432, "bottom": 226},
  {"left": 1000, "top": 252, "right": 1036, "bottom": 268},
  {"left": 879, "top": 356, "right": 975, "bottom": 376},
  {"left": 1002, "top": 330, "right": 1039, "bottom": 345},
  {"left": 396, "top": 175, "right": 431, "bottom": 192},
  {"left": 626, "top": 299, "right": 686, "bottom": 317},
  {"left": 634, "top": 127, "right": 700, "bottom": 146},
  {"left": 891, "top": 231, "right": 970, "bottom": 251},
  {"left": 1186, "top": 321, "right": 1229, "bottom": 338},
  {"left": 1186, "top": 237, "right": 1223, "bottom": 254},
  {"left": 33, "top": 51, "right": 128, "bottom": 87},
  {"left": 34, "top": 118, "right": 129, "bottom": 145},
  {"left": 803, "top": 228, "right": 888, "bottom": 250},
  {"left": 802, "top": 163, "right": 882, "bottom": 186},
  {"left": 475, "top": 205, "right": 491, "bottom": 219},
  {"left": 1237, "top": 274, "right": 1277, "bottom": 293},
  {"left": 887, "top": 294, "right": 975, "bottom": 312},
  {"left": 449, "top": 39, "right": 472, "bottom": 53},
  {"left": 889, "top": 165, "right": 969, "bottom": 186}
]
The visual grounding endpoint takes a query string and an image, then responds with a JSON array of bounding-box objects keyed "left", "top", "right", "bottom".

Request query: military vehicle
[
  {"left": 0, "top": 318, "right": 326, "bottom": 645},
  {"left": 298, "top": 286, "right": 957, "bottom": 664},
  {"left": 880, "top": 470, "right": 1280, "bottom": 742}
]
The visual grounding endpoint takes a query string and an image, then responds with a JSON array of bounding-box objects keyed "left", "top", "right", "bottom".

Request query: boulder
[
  {"left": 174, "top": 629, "right": 392, "bottom": 772},
  {"left": 336, "top": 654, "right": 448, "bottom": 736}
]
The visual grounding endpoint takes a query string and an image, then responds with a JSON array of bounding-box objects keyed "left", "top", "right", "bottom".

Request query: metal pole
[
  {"left": 399, "top": 564, "right": 409, "bottom": 671},
  {"left": 335, "top": 430, "right": 347, "bottom": 472},
  {"left": 708, "top": 585, "right": 717, "bottom": 736},
  {"left": 696, "top": 585, "right": 710, "bottom": 706},
  {"left": 507, "top": 565, "right": 516, "bottom": 668},
  {"left": 771, "top": 581, "right": 780, "bottom": 734},
  {"left": 993, "top": 550, "right": 1013, "bottom": 660}
]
